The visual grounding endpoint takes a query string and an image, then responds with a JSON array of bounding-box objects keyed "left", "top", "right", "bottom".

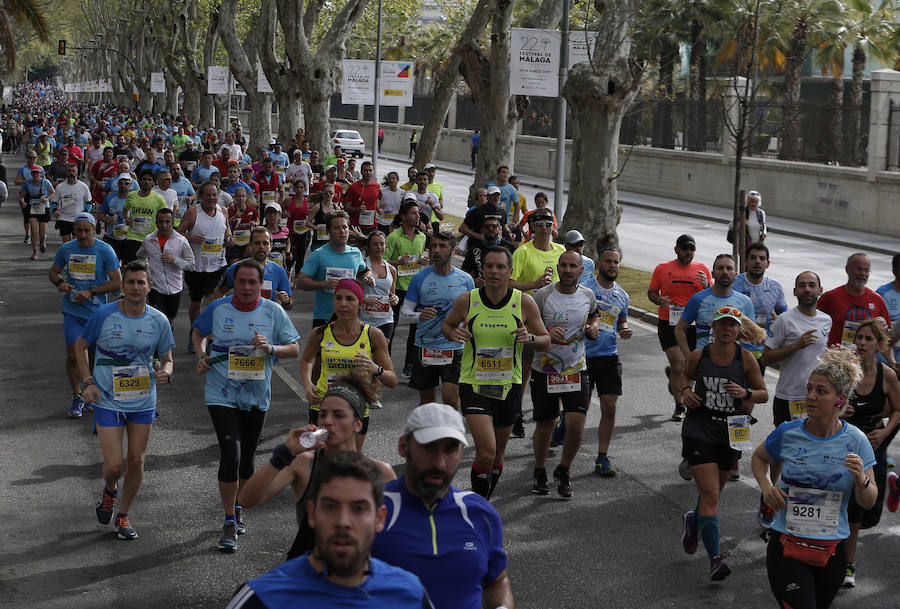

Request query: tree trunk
[
  {"left": 297, "top": 56, "right": 338, "bottom": 155},
  {"left": 827, "top": 76, "right": 843, "bottom": 164},
  {"left": 848, "top": 45, "right": 865, "bottom": 166},
  {"left": 651, "top": 42, "right": 676, "bottom": 149},
  {"left": 561, "top": 1, "right": 642, "bottom": 260},
  {"left": 779, "top": 20, "right": 806, "bottom": 161}
]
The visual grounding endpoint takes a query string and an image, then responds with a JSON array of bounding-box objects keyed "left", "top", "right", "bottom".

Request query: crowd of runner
[{"left": 8, "top": 84, "right": 900, "bottom": 609}]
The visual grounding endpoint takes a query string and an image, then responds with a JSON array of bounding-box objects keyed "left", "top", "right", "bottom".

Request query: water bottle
[{"left": 299, "top": 428, "right": 328, "bottom": 449}]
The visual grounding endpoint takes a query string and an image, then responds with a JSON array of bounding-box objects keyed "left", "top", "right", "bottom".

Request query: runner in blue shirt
[
  {"left": 214, "top": 227, "right": 293, "bottom": 309},
  {"left": 192, "top": 259, "right": 301, "bottom": 552},
  {"left": 400, "top": 232, "right": 474, "bottom": 408},
  {"left": 76, "top": 259, "right": 174, "bottom": 541},
  {"left": 49, "top": 212, "right": 122, "bottom": 418},
  {"left": 875, "top": 253, "right": 900, "bottom": 364},
  {"left": 371, "top": 403, "right": 511, "bottom": 609},
  {"left": 733, "top": 243, "right": 788, "bottom": 372}
]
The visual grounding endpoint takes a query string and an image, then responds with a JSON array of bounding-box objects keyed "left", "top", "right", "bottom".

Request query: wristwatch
[
  {"left": 528, "top": 333, "right": 535, "bottom": 344},
  {"left": 744, "top": 387, "right": 752, "bottom": 400},
  {"left": 374, "top": 365, "right": 384, "bottom": 378}
]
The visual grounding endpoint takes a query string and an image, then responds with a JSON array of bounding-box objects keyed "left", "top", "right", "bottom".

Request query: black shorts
[
  {"left": 185, "top": 268, "right": 225, "bottom": 302},
  {"left": 848, "top": 441, "right": 890, "bottom": 528},
  {"left": 148, "top": 289, "right": 181, "bottom": 320},
  {"left": 119, "top": 239, "right": 142, "bottom": 264},
  {"left": 530, "top": 370, "right": 591, "bottom": 421},
  {"left": 103, "top": 236, "right": 129, "bottom": 261},
  {"left": 658, "top": 322, "right": 696, "bottom": 352},
  {"left": 587, "top": 355, "right": 623, "bottom": 396},
  {"left": 408, "top": 347, "right": 462, "bottom": 390},
  {"left": 309, "top": 407, "right": 369, "bottom": 435},
  {"left": 459, "top": 383, "right": 520, "bottom": 428},
  {"left": 681, "top": 436, "right": 740, "bottom": 471},
  {"left": 772, "top": 397, "right": 795, "bottom": 427},
  {"left": 28, "top": 210, "right": 50, "bottom": 222},
  {"left": 56, "top": 220, "right": 74, "bottom": 236}
]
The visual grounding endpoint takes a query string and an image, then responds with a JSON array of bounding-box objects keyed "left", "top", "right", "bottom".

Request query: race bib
[
  {"left": 112, "top": 222, "right": 128, "bottom": 239},
  {"left": 668, "top": 305, "right": 683, "bottom": 326},
  {"left": 233, "top": 229, "right": 250, "bottom": 245},
  {"left": 30, "top": 198, "right": 45, "bottom": 214},
  {"left": 275, "top": 166, "right": 285, "bottom": 175},
  {"left": 293, "top": 220, "right": 309, "bottom": 234},
  {"left": 474, "top": 384, "right": 507, "bottom": 399},
  {"left": 727, "top": 414, "right": 752, "bottom": 450},
  {"left": 68, "top": 254, "right": 97, "bottom": 280},
  {"left": 359, "top": 209, "right": 375, "bottom": 226},
  {"left": 261, "top": 279, "right": 273, "bottom": 299},
  {"left": 364, "top": 296, "right": 392, "bottom": 319},
  {"left": 786, "top": 488, "right": 841, "bottom": 537},
  {"left": 316, "top": 224, "right": 328, "bottom": 240},
  {"left": 132, "top": 215, "right": 152, "bottom": 235},
  {"left": 268, "top": 251, "right": 285, "bottom": 267},
  {"left": 841, "top": 321, "right": 859, "bottom": 349},
  {"left": 597, "top": 304, "right": 620, "bottom": 334},
  {"left": 112, "top": 365, "right": 151, "bottom": 401},
  {"left": 184, "top": 160, "right": 197, "bottom": 172},
  {"left": 548, "top": 372, "right": 581, "bottom": 394},
  {"left": 262, "top": 190, "right": 276, "bottom": 205},
  {"left": 789, "top": 399, "right": 807, "bottom": 420},
  {"left": 325, "top": 267, "right": 353, "bottom": 292},
  {"left": 278, "top": 216, "right": 288, "bottom": 228},
  {"left": 475, "top": 347, "right": 513, "bottom": 381},
  {"left": 227, "top": 345, "right": 266, "bottom": 380},
  {"left": 423, "top": 348, "right": 453, "bottom": 366},
  {"left": 201, "top": 238, "right": 223, "bottom": 258},
  {"left": 378, "top": 211, "right": 396, "bottom": 224},
  {"left": 398, "top": 254, "right": 421, "bottom": 277}
]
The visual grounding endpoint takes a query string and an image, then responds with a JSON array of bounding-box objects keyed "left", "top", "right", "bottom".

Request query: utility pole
[
  {"left": 373, "top": 0, "right": 383, "bottom": 176},
  {"left": 553, "top": 0, "right": 570, "bottom": 219}
]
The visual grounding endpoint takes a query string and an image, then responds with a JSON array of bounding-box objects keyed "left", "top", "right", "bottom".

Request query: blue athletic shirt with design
[
  {"left": 583, "top": 277, "right": 630, "bottom": 358},
  {"left": 406, "top": 267, "right": 475, "bottom": 350},
  {"left": 876, "top": 281, "right": 900, "bottom": 361},
  {"left": 52, "top": 238, "right": 120, "bottom": 320},
  {"left": 734, "top": 273, "right": 788, "bottom": 353},
  {"left": 764, "top": 419, "right": 876, "bottom": 540},
  {"left": 100, "top": 193, "right": 129, "bottom": 239},
  {"left": 80, "top": 302, "right": 175, "bottom": 413},
  {"left": 300, "top": 243, "right": 367, "bottom": 320},
  {"left": 233, "top": 554, "right": 431, "bottom": 609},
  {"left": 681, "top": 287, "right": 754, "bottom": 348},
  {"left": 221, "top": 260, "right": 292, "bottom": 302},
  {"left": 371, "top": 477, "right": 507, "bottom": 609},
  {"left": 193, "top": 297, "right": 300, "bottom": 411}
]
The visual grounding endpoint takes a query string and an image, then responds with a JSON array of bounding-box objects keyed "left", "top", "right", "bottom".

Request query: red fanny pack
[{"left": 779, "top": 534, "right": 840, "bottom": 567}]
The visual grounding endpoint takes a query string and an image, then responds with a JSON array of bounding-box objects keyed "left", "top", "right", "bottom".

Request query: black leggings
[
  {"left": 766, "top": 534, "right": 847, "bottom": 609},
  {"left": 290, "top": 232, "right": 310, "bottom": 275},
  {"left": 208, "top": 406, "right": 267, "bottom": 483}
]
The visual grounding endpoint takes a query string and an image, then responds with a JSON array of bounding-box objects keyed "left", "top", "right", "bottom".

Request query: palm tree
[{"left": 0, "top": 0, "right": 50, "bottom": 75}]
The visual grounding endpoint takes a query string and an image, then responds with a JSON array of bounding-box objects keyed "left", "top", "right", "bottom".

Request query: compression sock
[
  {"left": 470, "top": 463, "right": 491, "bottom": 498},
  {"left": 487, "top": 462, "right": 504, "bottom": 499},
  {"left": 692, "top": 496, "right": 700, "bottom": 526},
  {"left": 697, "top": 516, "right": 721, "bottom": 561}
]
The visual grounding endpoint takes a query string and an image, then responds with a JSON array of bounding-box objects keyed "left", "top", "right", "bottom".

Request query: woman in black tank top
[
  {"left": 679, "top": 306, "right": 768, "bottom": 581},
  {"left": 235, "top": 374, "right": 395, "bottom": 560},
  {"left": 842, "top": 319, "right": 900, "bottom": 585}
]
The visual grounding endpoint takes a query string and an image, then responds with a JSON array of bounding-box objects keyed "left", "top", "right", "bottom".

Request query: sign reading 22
[{"left": 519, "top": 36, "right": 552, "bottom": 52}]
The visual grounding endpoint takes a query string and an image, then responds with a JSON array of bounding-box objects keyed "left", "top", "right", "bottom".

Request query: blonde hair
[
  {"left": 855, "top": 318, "right": 890, "bottom": 351},
  {"left": 810, "top": 348, "right": 863, "bottom": 397},
  {"left": 738, "top": 312, "right": 767, "bottom": 344}
]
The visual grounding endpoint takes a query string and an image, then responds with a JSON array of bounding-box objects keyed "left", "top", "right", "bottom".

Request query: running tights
[
  {"left": 766, "top": 534, "right": 846, "bottom": 609},
  {"left": 208, "top": 406, "right": 267, "bottom": 483}
]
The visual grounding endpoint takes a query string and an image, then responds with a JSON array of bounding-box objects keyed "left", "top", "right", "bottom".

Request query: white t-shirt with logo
[{"left": 765, "top": 307, "right": 832, "bottom": 400}]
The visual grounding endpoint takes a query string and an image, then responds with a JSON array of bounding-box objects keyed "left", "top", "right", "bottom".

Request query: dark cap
[{"left": 675, "top": 234, "right": 696, "bottom": 247}]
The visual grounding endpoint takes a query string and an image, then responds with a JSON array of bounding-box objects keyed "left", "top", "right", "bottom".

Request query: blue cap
[{"left": 74, "top": 212, "right": 96, "bottom": 227}]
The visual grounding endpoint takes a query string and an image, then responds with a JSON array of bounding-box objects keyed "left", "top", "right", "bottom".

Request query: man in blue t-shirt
[
  {"left": 214, "top": 227, "right": 293, "bottom": 309},
  {"left": 296, "top": 211, "right": 373, "bottom": 327},
  {"left": 371, "top": 403, "right": 511, "bottom": 609},
  {"left": 484, "top": 165, "right": 518, "bottom": 217},
  {"left": 227, "top": 452, "right": 433, "bottom": 609},
  {"left": 876, "top": 253, "right": 900, "bottom": 366},
  {"left": 400, "top": 232, "right": 475, "bottom": 409},
  {"left": 49, "top": 212, "right": 122, "bottom": 418},
  {"left": 733, "top": 242, "right": 787, "bottom": 373}
]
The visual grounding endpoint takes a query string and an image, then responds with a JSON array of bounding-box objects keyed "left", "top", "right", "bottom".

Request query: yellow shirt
[{"left": 511, "top": 240, "right": 565, "bottom": 293}]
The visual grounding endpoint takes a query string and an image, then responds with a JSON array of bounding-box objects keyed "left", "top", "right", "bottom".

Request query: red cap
[{"left": 335, "top": 278, "right": 364, "bottom": 302}]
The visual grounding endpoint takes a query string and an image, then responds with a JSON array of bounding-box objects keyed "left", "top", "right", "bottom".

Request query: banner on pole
[
  {"left": 257, "top": 61, "right": 273, "bottom": 93},
  {"left": 378, "top": 61, "right": 414, "bottom": 107},
  {"left": 569, "top": 31, "right": 598, "bottom": 68},
  {"left": 510, "top": 28, "right": 560, "bottom": 97},
  {"left": 341, "top": 60, "right": 375, "bottom": 105},
  {"left": 150, "top": 72, "right": 166, "bottom": 93},
  {"left": 207, "top": 66, "right": 229, "bottom": 94}
]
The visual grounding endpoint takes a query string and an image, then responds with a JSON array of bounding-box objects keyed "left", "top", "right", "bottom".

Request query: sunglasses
[
  {"left": 532, "top": 220, "right": 553, "bottom": 227},
  {"left": 678, "top": 244, "right": 696, "bottom": 251},
  {"left": 716, "top": 306, "right": 742, "bottom": 317}
]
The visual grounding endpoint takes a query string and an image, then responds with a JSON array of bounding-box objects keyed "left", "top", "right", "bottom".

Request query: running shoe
[
  {"left": 24, "top": 234, "right": 31, "bottom": 245},
  {"left": 595, "top": 454, "right": 616, "bottom": 477},
  {"left": 678, "top": 458, "right": 693, "bottom": 481},
  {"left": 68, "top": 395, "right": 84, "bottom": 418},
  {"left": 96, "top": 487, "right": 118, "bottom": 524},
  {"left": 553, "top": 465, "right": 572, "bottom": 498},
  {"left": 402, "top": 365, "right": 413, "bottom": 379},
  {"left": 682, "top": 510, "right": 698, "bottom": 554},
  {"left": 511, "top": 415, "right": 526, "bottom": 439},
  {"left": 30, "top": 251, "right": 38, "bottom": 261},
  {"left": 531, "top": 467, "right": 549, "bottom": 495},
  {"left": 234, "top": 506, "right": 246, "bottom": 535},
  {"left": 728, "top": 461, "right": 740, "bottom": 482},
  {"left": 83, "top": 401, "right": 93, "bottom": 413},
  {"left": 39, "top": 241, "right": 47, "bottom": 253},
  {"left": 115, "top": 514, "right": 138, "bottom": 540},
  {"left": 888, "top": 456, "right": 896, "bottom": 469},
  {"left": 371, "top": 400, "right": 383, "bottom": 409},
  {"left": 218, "top": 521, "right": 238, "bottom": 551},
  {"left": 757, "top": 495, "right": 775, "bottom": 528},
  {"left": 671, "top": 405, "right": 686, "bottom": 422},
  {"left": 842, "top": 563, "right": 856, "bottom": 588},
  {"left": 551, "top": 418, "right": 566, "bottom": 446},
  {"left": 709, "top": 554, "right": 731, "bottom": 581},
  {"left": 664, "top": 365, "right": 673, "bottom": 395},
  {"left": 887, "top": 472, "right": 900, "bottom": 513}
]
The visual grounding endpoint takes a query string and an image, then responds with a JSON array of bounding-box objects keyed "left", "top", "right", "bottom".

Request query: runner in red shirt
[
  {"left": 343, "top": 160, "right": 380, "bottom": 232},
  {"left": 286, "top": 179, "right": 311, "bottom": 276}
]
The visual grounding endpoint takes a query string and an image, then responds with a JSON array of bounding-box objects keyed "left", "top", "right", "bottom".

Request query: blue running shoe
[
  {"left": 234, "top": 506, "right": 246, "bottom": 535},
  {"left": 68, "top": 395, "right": 84, "bottom": 418},
  {"left": 115, "top": 514, "right": 138, "bottom": 540},
  {"left": 96, "top": 487, "right": 118, "bottom": 524},
  {"left": 595, "top": 455, "right": 616, "bottom": 477},
  {"left": 682, "top": 510, "right": 698, "bottom": 554},
  {"left": 218, "top": 521, "right": 238, "bottom": 551},
  {"left": 551, "top": 417, "right": 566, "bottom": 446},
  {"left": 710, "top": 554, "right": 731, "bottom": 581}
]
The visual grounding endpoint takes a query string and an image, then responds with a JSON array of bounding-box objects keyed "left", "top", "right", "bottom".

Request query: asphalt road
[{"left": 0, "top": 158, "right": 896, "bottom": 609}]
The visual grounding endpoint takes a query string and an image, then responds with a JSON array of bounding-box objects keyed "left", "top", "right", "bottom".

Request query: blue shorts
[
  {"left": 93, "top": 406, "right": 157, "bottom": 428},
  {"left": 63, "top": 313, "right": 90, "bottom": 346}
]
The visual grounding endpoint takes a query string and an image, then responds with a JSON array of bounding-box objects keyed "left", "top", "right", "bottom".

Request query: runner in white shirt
[
  {"left": 51, "top": 164, "right": 92, "bottom": 243},
  {"left": 285, "top": 150, "right": 312, "bottom": 195},
  {"left": 151, "top": 168, "right": 179, "bottom": 211},
  {"left": 377, "top": 171, "right": 403, "bottom": 232},
  {"left": 136, "top": 207, "right": 195, "bottom": 327}
]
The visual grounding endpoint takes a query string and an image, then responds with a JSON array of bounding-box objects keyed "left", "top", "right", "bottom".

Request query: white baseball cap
[
  {"left": 403, "top": 402, "right": 468, "bottom": 447},
  {"left": 486, "top": 185, "right": 501, "bottom": 195}
]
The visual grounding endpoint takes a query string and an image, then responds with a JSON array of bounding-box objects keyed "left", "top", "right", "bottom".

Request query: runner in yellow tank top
[{"left": 443, "top": 246, "right": 550, "bottom": 499}]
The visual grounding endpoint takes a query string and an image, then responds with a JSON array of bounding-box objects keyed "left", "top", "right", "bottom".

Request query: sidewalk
[{"left": 379, "top": 151, "right": 900, "bottom": 256}]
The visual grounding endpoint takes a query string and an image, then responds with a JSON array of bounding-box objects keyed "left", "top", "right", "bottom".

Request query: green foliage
[{"left": 312, "top": 0, "right": 424, "bottom": 58}]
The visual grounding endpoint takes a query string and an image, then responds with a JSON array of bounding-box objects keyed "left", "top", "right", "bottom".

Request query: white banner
[
  {"left": 150, "top": 72, "right": 166, "bottom": 93},
  {"left": 207, "top": 66, "right": 229, "bottom": 94},
  {"left": 510, "top": 28, "right": 560, "bottom": 97},
  {"left": 341, "top": 59, "right": 375, "bottom": 105},
  {"left": 378, "top": 61, "right": 414, "bottom": 107},
  {"left": 3, "top": 86, "right": 13, "bottom": 102},
  {"left": 569, "top": 31, "right": 598, "bottom": 68},
  {"left": 257, "top": 61, "right": 273, "bottom": 93}
]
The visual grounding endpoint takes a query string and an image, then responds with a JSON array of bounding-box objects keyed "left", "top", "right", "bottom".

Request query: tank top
[
  {"left": 360, "top": 256, "right": 394, "bottom": 328},
  {"left": 683, "top": 344, "right": 747, "bottom": 444},
  {"left": 286, "top": 447, "right": 323, "bottom": 560},
  {"left": 847, "top": 364, "right": 886, "bottom": 434},
  {"left": 190, "top": 206, "right": 227, "bottom": 272},
  {"left": 268, "top": 225, "right": 290, "bottom": 268},
  {"left": 458, "top": 288, "right": 524, "bottom": 399},
  {"left": 315, "top": 323, "right": 372, "bottom": 412},
  {"left": 311, "top": 205, "right": 332, "bottom": 248}
]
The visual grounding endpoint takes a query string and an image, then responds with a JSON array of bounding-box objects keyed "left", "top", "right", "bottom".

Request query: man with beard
[
  {"left": 733, "top": 242, "right": 787, "bottom": 376},
  {"left": 371, "top": 403, "right": 513, "bottom": 609},
  {"left": 817, "top": 253, "right": 892, "bottom": 352},
  {"left": 461, "top": 215, "right": 516, "bottom": 287},
  {"left": 225, "top": 452, "right": 432, "bottom": 609},
  {"left": 213, "top": 226, "right": 292, "bottom": 309}
]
